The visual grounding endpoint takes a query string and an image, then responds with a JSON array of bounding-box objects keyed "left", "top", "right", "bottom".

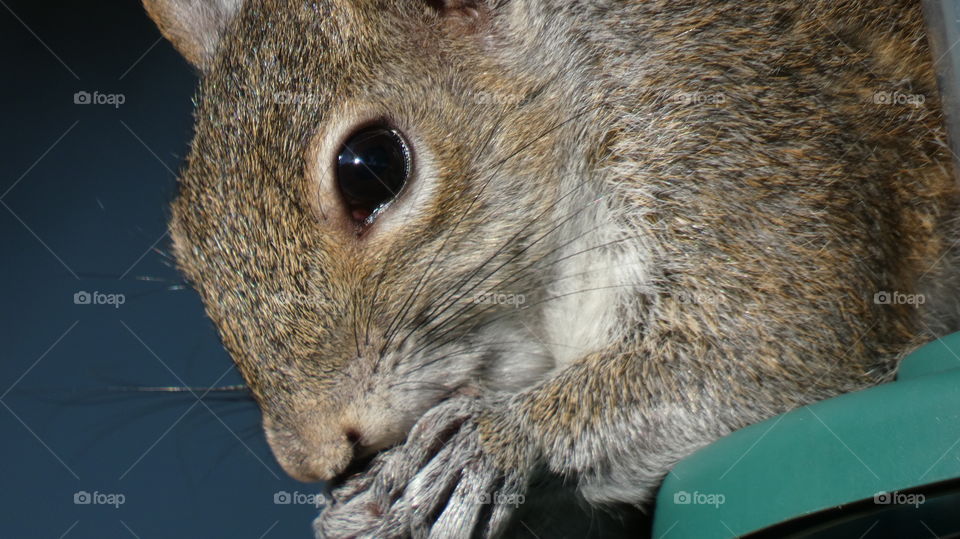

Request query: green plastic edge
[
  {"left": 651, "top": 332, "right": 960, "bottom": 539},
  {"left": 897, "top": 332, "right": 960, "bottom": 380}
]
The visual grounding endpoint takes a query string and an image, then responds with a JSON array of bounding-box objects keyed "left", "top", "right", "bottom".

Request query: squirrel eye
[{"left": 336, "top": 125, "right": 411, "bottom": 223}]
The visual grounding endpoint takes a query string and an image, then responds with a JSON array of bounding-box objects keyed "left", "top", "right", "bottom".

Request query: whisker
[
  {"left": 386, "top": 380, "right": 456, "bottom": 392},
  {"left": 381, "top": 77, "right": 568, "bottom": 350},
  {"left": 408, "top": 199, "right": 610, "bottom": 351},
  {"left": 407, "top": 213, "right": 626, "bottom": 358},
  {"left": 352, "top": 286, "right": 362, "bottom": 358},
  {"left": 381, "top": 102, "right": 602, "bottom": 353},
  {"left": 402, "top": 342, "right": 557, "bottom": 380},
  {"left": 417, "top": 282, "right": 648, "bottom": 360},
  {"left": 408, "top": 174, "right": 603, "bottom": 344},
  {"left": 106, "top": 384, "right": 250, "bottom": 394},
  {"left": 380, "top": 109, "right": 512, "bottom": 353},
  {"left": 389, "top": 107, "right": 605, "bottom": 354}
]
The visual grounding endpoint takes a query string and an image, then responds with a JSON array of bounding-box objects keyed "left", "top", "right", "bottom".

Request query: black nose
[{"left": 345, "top": 427, "right": 362, "bottom": 447}]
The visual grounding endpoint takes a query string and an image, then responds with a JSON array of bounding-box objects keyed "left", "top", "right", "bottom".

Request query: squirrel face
[
  {"left": 148, "top": 0, "right": 960, "bottom": 534},
  {"left": 166, "top": 0, "right": 580, "bottom": 481}
]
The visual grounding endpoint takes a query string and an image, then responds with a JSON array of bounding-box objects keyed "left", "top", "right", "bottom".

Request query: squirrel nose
[
  {"left": 265, "top": 423, "right": 366, "bottom": 483},
  {"left": 344, "top": 428, "right": 364, "bottom": 451}
]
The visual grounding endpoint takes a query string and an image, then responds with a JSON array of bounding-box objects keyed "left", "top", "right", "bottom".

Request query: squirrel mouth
[{"left": 329, "top": 452, "right": 377, "bottom": 491}]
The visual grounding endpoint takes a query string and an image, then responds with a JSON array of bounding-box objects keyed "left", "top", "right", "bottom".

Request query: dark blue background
[{"left": 0, "top": 2, "right": 318, "bottom": 537}]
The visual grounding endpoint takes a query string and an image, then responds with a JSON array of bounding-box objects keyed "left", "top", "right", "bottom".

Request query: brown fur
[{"left": 146, "top": 0, "right": 959, "bottom": 536}]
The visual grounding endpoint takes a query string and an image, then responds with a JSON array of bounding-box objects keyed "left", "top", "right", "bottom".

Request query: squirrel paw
[{"left": 314, "top": 397, "right": 527, "bottom": 539}]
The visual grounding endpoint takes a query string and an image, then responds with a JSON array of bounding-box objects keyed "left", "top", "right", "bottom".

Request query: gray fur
[{"left": 143, "top": 0, "right": 960, "bottom": 536}]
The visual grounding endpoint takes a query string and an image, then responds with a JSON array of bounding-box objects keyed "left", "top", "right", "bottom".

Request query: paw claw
[{"left": 313, "top": 397, "right": 525, "bottom": 539}]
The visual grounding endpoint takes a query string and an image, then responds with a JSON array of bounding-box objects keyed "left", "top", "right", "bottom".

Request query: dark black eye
[{"left": 336, "top": 125, "right": 411, "bottom": 222}]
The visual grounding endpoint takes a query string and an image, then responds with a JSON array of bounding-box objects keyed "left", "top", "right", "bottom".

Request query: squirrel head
[{"left": 146, "top": 0, "right": 592, "bottom": 481}]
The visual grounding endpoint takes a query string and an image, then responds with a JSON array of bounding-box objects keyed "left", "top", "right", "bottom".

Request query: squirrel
[{"left": 144, "top": 0, "right": 960, "bottom": 537}]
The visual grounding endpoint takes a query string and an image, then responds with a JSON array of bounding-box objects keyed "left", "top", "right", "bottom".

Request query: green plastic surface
[
  {"left": 652, "top": 333, "right": 960, "bottom": 538},
  {"left": 897, "top": 332, "right": 960, "bottom": 380}
]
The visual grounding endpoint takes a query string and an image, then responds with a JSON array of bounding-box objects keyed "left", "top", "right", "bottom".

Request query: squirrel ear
[{"left": 142, "top": 0, "right": 243, "bottom": 72}]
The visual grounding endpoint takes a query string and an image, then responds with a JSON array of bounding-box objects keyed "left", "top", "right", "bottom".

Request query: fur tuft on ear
[{"left": 142, "top": 0, "right": 244, "bottom": 71}]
